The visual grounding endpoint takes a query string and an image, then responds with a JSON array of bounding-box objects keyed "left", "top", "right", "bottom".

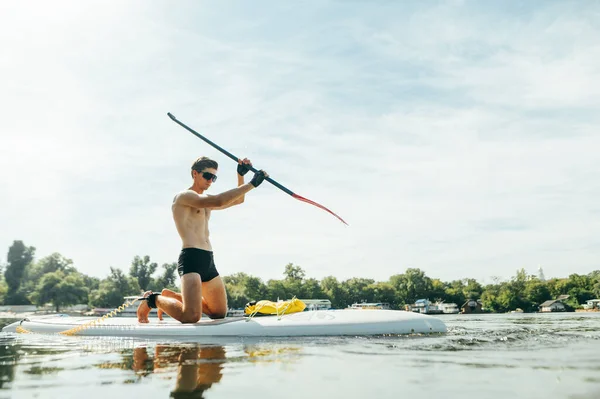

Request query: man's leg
[
  {"left": 173, "top": 347, "right": 201, "bottom": 394},
  {"left": 200, "top": 276, "right": 228, "bottom": 319},
  {"left": 157, "top": 289, "right": 210, "bottom": 320},
  {"left": 137, "top": 292, "right": 154, "bottom": 323},
  {"left": 132, "top": 346, "right": 149, "bottom": 373},
  {"left": 137, "top": 274, "right": 203, "bottom": 323}
]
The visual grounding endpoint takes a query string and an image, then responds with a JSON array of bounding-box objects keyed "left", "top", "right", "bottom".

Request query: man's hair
[{"left": 191, "top": 156, "right": 218, "bottom": 177}]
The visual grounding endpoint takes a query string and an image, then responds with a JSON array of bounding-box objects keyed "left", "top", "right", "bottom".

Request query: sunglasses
[{"left": 201, "top": 172, "right": 218, "bottom": 182}]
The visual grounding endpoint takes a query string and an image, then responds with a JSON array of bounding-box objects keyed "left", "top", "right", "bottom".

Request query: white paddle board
[{"left": 1, "top": 309, "right": 446, "bottom": 337}]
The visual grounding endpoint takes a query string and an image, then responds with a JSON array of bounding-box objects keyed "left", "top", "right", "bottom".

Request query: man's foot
[
  {"left": 137, "top": 291, "right": 152, "bottom": 323},
  {"left": 157, "top": 308, "right": 164, "bottom": 321}
]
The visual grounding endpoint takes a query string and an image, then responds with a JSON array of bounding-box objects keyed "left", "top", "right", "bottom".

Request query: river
[{"left": 0, "top": 312, "right": 599, "bottom": 399}]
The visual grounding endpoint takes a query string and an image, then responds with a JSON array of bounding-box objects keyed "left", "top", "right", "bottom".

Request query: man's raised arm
[{"left": 178, "top": 170, "right": 268, "bottom": 209}]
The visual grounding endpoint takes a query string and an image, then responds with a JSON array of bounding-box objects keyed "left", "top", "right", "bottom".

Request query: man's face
[{"left": 196, "top": 167, "right": 218, "bottom": 189}]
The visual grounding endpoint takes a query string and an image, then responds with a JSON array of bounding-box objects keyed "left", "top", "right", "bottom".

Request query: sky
[{"left": 1, "top": 0, "right": 599, "bottom": 286}]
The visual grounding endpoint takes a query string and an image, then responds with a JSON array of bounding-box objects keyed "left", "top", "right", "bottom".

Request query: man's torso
[{"left": 172, "top": 190, "right": 212, "bottom": 250}]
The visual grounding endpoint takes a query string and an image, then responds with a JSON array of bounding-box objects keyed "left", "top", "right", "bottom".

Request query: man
[{"left": 137, "top": 156, "right": 268, "bottom": 323}]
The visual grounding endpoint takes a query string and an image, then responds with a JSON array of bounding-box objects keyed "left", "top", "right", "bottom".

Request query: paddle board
[{"left": 1, "top": 309, "right": 446, "bottom": 337}]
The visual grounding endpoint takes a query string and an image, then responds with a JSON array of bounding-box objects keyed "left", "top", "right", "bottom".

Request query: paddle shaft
[
  {"left": 167, "top": 112, "right": 348, "bottom": 225},
  {"left": 167, "top": 112, "right": 293, "bottom": 196}
]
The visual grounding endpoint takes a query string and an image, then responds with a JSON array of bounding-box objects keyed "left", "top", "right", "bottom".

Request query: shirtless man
[{"left": 137, "top": 156, "right": 268, "bottom": 323}]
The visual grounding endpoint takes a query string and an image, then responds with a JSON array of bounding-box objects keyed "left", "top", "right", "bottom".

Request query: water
[{"left": 1, "top": 313, "right": 599, "bottom": 399}]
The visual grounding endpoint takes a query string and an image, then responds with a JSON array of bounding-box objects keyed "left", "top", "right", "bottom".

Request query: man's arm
[
  {"left": 178, "top": 184, "right": 254, "bottom": 209},
  {"left": 178, "top": 169, "right": 268, "bottom": 210},
  {"left": 211, "top": 158, "right": 252, "bottom": 210}
]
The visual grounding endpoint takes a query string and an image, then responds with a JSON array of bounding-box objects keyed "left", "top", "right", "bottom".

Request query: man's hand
[
  {"left": 237, "top": 158, "right": 252, "bottom": 176},
  {"left": 250, "top": 170, "right": 269, "bottom": 187}
]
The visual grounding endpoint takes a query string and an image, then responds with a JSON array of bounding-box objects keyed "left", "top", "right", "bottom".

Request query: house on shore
[
  {"left": 461, "top": 299, "right": 483, "bottom": 314},
  {"left": 576, "top": 299, "right": 600, "bottom": 312},
  {"left": 539, "top": 295, "right": 570, "bottom": 313}
]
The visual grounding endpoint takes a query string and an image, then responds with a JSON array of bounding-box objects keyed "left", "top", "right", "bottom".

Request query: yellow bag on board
[{"left": 244, "top": 298, "right": 306, "bottom": 316}]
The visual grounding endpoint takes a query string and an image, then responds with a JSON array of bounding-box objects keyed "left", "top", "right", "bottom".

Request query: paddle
[{"left": 167, "top": 112, "right": 348, "bottom": 225}]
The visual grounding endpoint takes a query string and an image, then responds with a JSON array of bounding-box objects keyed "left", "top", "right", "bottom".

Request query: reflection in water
[
  {"left": 173, "top": 346, "right": 226, "bottom": 398},
  {"left": 0, "top": 323, "right": 303, "bottom": 398},
  {"left": 0, "top": 337, "right": 18, "bottom": 389},
  {"left": 93, "top": 342, "right": 302, "bottom": 397},
  {"left": 128, "top": 344, "right": 227, "bottom": 398},
  {"left": 244, "top": 345, "right": 302, "bottom": 363},
  {"left": 0, "top": 335, "right": 70, "bottom": 388},
  {"left": 2, "top": 314, "right": 600, "bottom": 398}
]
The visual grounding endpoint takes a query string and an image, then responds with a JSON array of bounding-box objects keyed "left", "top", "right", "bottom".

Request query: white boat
[
  {"left": 438, "top": 302, "right": 460, "bottom": 314},
  {"left": 1, "top": 309, "right": 447, "bottom": 337},
  {"left": 226, "top": 308, "right": 245, "bottom": 317},
  {"left": 348, "top": 302, "right": 391, "bottom": 310},
  {"left": 301, "top": 299, "right": 332, "bottom": 311},
  {"left": 406, "top": 299, "right": 444, "bottom": 314}
]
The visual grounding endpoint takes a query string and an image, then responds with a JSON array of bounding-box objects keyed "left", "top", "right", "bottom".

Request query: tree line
[
  {"left": 1, "top": 240, "right": 599, "bottom": 312},
  {"left": 0, "top": 240, "right": 178, "bottom": 311}
]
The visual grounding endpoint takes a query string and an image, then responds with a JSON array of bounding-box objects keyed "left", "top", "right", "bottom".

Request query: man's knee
[
  {"left": 180, "top": 310, "right": 202, "bottom": 324},
  {"left": 210, "top": 310, "right": 227, "bottom": 319}
]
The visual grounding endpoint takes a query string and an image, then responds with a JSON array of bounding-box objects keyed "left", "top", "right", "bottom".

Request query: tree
[
  {"left": 301, "top": 278, "right": 324, "bottom": 299},
  {"left": 281, "top": 264, "right": 306, "bottom": 298},
  {"left": 444, "top": 280, "right": 466, "bottom": 306},
  {"left": 89, "top": 267, "right": 141, "bottom": 308},
  {"left": 0, "top": 276, "right": 7, "bottom": 305},
  {"left": 320, "top": 276, "right": 347, "bottom": 308},
  {"left": 496, "top": 285, "right": 518, "bottom": 312},
  {"left": 566, "top": 288, "right": 594, "bottom": 306},
  {"left": 523, "top": 279, "right": 550, "bottom": 310},
  {"left": 462, "top": 278, "right": 483, "bottom": 301},
  {"left": 129, "top": 255, "right": 157, "bottom": 292},
  {"left": 243, "top": 275, "right": 268, "bottom": 301},
  {"left": 30, "top": 271, "right": 88, "bottom": 312},
  {"left": 365, "top": 282, "right": 397, "bottom": 308},
  {"left": 546, "top": 278, "right": 572, "bottom": 298},
  {"left": 152, "top": 262, "right": 178, "bottom": 291},
  {"left": 591, "top": 271, "right": 600, "bottom": 297},
  {"left": 223, "top": 272, "right": 268, "bottom": 308},
  {"left": 81, "top": 275, "right": 101, "bottom": 292},
  {"left": 4, "top": 241, "right": 35, "bottom": 304},
  {"left": 503, "top": 269, "right": 536, "bottom": 311},
  {"left": 342, "top": 277, "right": 375, "bottom": 305},
  {"left": 283, "top": 263, "right": 305, "bottom": 281},
  {"left": 266, "top": 279, "right": 290, "bottom": 302},
  {"left": 430, "top": 279, "right": 448, "bottom": 303},
  {"left": 389, "top": 268, "right": 433, "bottom": 305},
  {"left": 27, "top": 253, "right": 75, "bottom": 282},
  {"left": 480, "top": 283, "right": 502, "bottom": 312},
  {"left": 20, "top": 253, "right": 76, "bottom": 301}
]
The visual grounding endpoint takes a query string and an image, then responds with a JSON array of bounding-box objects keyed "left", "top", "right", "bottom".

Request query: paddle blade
[{"left": 292, "top": 193, "right": 348, "bottom": 226}]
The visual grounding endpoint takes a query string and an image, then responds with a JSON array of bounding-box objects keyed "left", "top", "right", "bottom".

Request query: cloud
[{"left": 1, "top": 1, "right": 599, "bottom": 287}]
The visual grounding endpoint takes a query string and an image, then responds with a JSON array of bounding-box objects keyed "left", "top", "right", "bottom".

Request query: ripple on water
[{"left": 1, "top": 313, "right": 600, "bottom": 399}]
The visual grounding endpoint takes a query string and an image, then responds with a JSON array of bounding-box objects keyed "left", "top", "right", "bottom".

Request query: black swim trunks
[{"left": 177, "top": 248, "right": 220, "bottom": 282}]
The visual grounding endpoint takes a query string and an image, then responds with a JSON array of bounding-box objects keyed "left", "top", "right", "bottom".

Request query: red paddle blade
[{"left": 292, "top": 193, "right": 348, "bottom": 226}]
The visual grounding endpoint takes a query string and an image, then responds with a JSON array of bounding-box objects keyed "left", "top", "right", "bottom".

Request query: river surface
[{"left": 0, "top": 312, "right": 599, "bottom": 399}]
